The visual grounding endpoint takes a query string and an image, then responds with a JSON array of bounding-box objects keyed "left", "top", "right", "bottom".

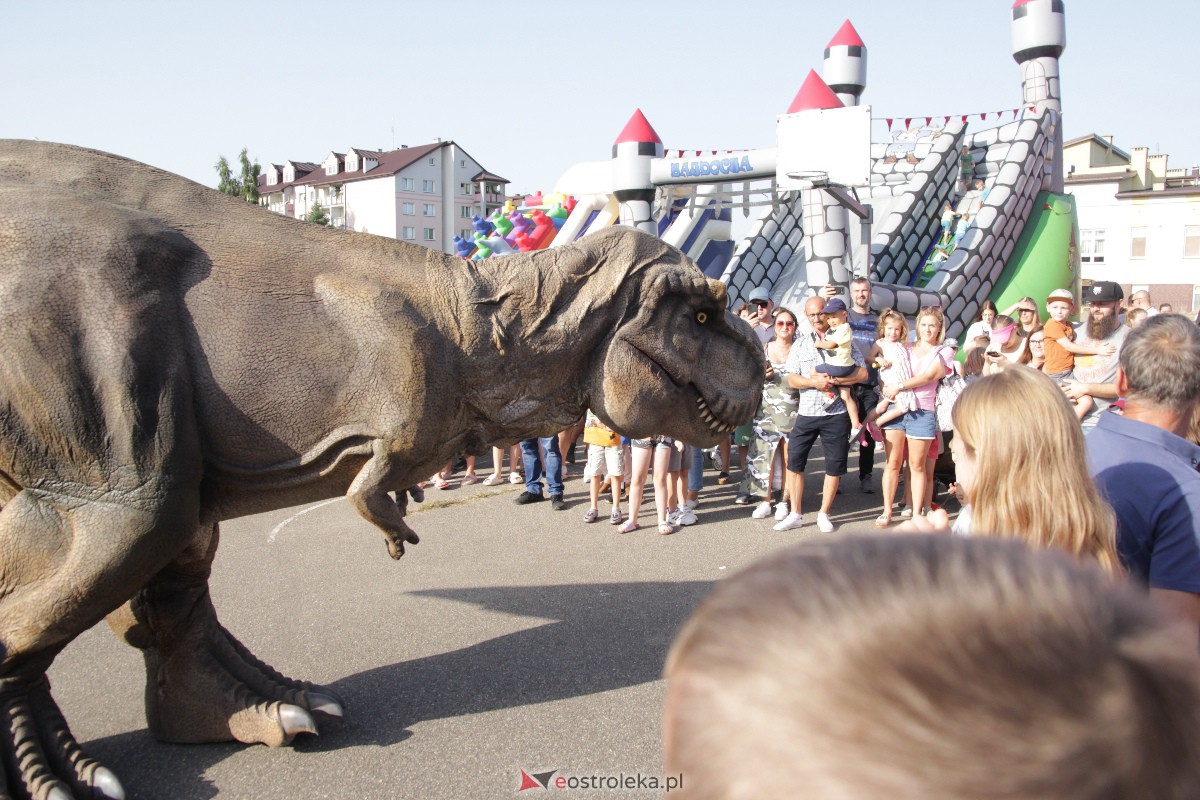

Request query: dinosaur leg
[
  {"left": 0, "top": 487, "right": 204, "bottom": 800},
  {"left": 347, "top": 443, "right": 420, "bottom": 560},
  {"left": 106, "top": 521, "right": 344, "bottom": 748}
]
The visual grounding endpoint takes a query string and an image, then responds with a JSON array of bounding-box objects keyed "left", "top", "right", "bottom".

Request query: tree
[
  {"left": 306, "top": 201, "right": 329, "bottom": 226},
  {"left": 238, "top": 148, "right": 260, "bottom": 204},
  {"left": 214, "top": 147, "right": 261, "bottom": 203},
  {"left": 215, "top": 155, "right": 241, "bottom": 197}
]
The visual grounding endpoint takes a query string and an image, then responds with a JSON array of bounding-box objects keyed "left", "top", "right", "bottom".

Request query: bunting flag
[
  {"left": 904, "top": 117, "right": 912, "bottom": 128},
  {"left": 925, "top": 116, "right": 932, "bottom": 126},
  {"left": 943, "top": 116, "right": 951, "bottom": 126},
  {"left": 886, "top": 117, "right": 893, "bottom": 129},
  {"left": 874, "top": 106, "right": 1038, "bottom": 127}
]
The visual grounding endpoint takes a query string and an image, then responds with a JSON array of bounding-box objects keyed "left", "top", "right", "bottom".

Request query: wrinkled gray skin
[{"left": 0, "top": 140, "right": 763, "bottom": 800}]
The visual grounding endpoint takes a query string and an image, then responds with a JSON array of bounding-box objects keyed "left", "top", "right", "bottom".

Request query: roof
[
  {"left": 827, "top": 19, "right": 864, "bottom": 48},
  {"left": 613, "top": 109, "right": 662, "bottom": 145},
  {"left": 471, "top": 170, "right": 510, "bottom": 184},
  {"left": 786, "top": 70, "right": 845, "bottom": 114},
  {"left": 1063, "top": 133, "right": 1131, "bottom": 162},
  {"left": 292, "top": 142, "right": 444, "bottom": 187}
]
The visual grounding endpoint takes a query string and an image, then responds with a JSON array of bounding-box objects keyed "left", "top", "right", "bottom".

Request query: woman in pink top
[{"left": 875, "top": 307, "right": 955, "bottom": 526}]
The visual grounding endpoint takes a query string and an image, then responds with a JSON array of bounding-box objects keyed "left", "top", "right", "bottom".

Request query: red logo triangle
[{"left": 518, "top": 769, "right": 543, "bottom": 791}]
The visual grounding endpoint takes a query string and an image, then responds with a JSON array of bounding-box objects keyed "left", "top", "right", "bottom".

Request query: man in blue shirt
[{"left": 1088, "top": 314, "right": 1200, "bottom": 643}]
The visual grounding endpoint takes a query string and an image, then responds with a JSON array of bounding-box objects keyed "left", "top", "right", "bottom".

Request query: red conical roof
[
  {"left": 827, "top": 19, "right": 864, "bottom": 48},
  {"left": 786, "top": 70, "right": 845, "bottom": 114},
  {"left": 1012, "top": 0, "right": 1034, "bottom": 7},
  {"left": 613, "top": 108, "right": 662, "bottom": 145}
]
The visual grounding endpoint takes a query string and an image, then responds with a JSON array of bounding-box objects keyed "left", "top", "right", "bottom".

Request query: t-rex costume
[{"left": 0, "top": 140, "right": 764, "bottom": 799}]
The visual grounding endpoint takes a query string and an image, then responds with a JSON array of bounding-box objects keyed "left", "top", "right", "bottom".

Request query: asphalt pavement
[{"left": 47, "top": 444, "right": 915, "bottom": 799}]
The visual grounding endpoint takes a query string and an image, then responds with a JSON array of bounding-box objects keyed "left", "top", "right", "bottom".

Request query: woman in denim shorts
[{"left": 876, "top": 308, "right": 956, "bottom": 527}]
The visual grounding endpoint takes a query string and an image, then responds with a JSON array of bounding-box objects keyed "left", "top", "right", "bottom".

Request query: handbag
[{"left": 935, "top": 370, "right": 967, "bottom": 432}]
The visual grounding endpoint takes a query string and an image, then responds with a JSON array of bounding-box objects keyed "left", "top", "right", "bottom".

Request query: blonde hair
[
  {"left": 951, "top": 367, "right": 1120, "bottom": 573},
  {"left": 916, "top": 306, "right": 946, "bottom": 344},
  {"left": 875, "top": 308, "right": 908, "bottom": 341},
  {"left": 664, "top": 535, "right": 1200, "bottom": 800}
]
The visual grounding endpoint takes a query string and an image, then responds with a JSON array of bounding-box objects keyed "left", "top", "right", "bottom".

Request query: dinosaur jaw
[{"left": 598, "top": 342, "right": 753, "bottom": 447}]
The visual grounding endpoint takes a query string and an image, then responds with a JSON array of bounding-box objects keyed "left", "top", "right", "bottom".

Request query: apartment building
[
  {"left": 1065, "top": 134, "right": 1200, "bottom": 312},
  {"left": 257, "top": 140, "right": 508, "bottom": 255}
]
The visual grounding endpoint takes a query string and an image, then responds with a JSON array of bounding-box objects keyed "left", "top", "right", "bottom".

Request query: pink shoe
[{"left": 462, "top": 474, "right": 479, "bottom": 486}]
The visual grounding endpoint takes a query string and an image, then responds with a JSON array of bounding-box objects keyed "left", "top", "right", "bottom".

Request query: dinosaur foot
[
  {"left": 147, "top": 623, "right": 344, "bottom": 748},
  {"left": 0, "top": 675, "right": 124, "bottom": 800}
]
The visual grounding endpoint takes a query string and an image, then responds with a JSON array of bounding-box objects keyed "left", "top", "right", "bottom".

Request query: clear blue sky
[{"left": 3, "top": 1, "right": 1195, "bottom": 197}]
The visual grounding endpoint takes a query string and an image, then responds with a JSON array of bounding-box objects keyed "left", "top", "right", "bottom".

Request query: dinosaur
[{"left": 0, "top": 140, "right": 764, "bottom": 799}]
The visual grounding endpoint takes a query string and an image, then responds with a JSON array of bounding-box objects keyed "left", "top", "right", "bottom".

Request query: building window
[
  {"left": 428, "top": 157, "right": 436, "bottom": 166},
  {"left": 460, "top": 228, "right": 473, "bottom": 240},
  {"left": 401, "top": 177, "right": 414, "bottom": 191},
  {"left": 423, "top": 203, "right": 435, "bottom": 216},
  {"left": 460, "top": 182, "right": 476, "bottom": 195},
  {"left": 423, "top": 227, "right": 435, "bottom": 241},
  {"left": 402, "top": 202, "right": 415, "bottom": 215},
  {"left": 423, "top": 179, "right": 435, "bottom": 193},
  {"left": 1185, "top": 226, "right": 1200, "bottom": 258},
  {"left": 402, "top": 227, "right": 416, "bottom": 239},
  {"left": 1080, "top": 228, "right": 1105, "bottom": 264},
  {"left": 460, "top": 159, "right": 467, "bottom": 168},
  {"left": 1130, "top": 226, "right": 1147, "bottom": 259},
  {"left": 460, "top": 206, "right": 473, "bottom": 219}
]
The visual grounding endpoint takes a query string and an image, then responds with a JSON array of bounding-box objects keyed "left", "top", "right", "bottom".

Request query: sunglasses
[
  {"left": 751, "top": 300, "right": 769, "bottom": 308},
  {"left": 1019, "top": 308, "right": 1036, "bottom": 314},
  {"left": 775, "top": 321, "right": 796, "bottom": 327}
]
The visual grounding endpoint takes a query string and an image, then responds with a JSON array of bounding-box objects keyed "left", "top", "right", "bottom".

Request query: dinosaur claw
[
  {"left": 92, "top": 767, "right": 127, "bottom": 800},
  {"left": 307, "top": 693, "right": 344, "bottom": 724},
  {"left": 46, "top": 786, "right": 73, "bottom": 800},
  {"left": 279, "top": 704, "right": 318, "bottom": 740}
]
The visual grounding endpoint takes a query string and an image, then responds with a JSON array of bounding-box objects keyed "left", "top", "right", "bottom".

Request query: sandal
[
  {"left": 618, "top": 519, "right": 639, "bottom": 534},
  {"left": 874, "top": 514, "right": 892, "bottom": 529},
  {"left": 658, "top": 521, "right": 676, "bottom": 536}
]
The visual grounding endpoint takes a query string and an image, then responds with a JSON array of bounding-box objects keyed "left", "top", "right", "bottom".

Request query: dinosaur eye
[{"left": 695, "top": 310, "right": 709, "bottom": 325}]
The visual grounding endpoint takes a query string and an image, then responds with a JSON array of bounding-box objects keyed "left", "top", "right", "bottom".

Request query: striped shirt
[{"left": 786, "top": 329, "right": 867, "bottom": 417}]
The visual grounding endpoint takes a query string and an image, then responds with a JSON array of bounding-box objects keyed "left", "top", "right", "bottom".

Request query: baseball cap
[
  {"left": 822, "top": 298, "right": 847, "bottom": 314},
  {"left": 747, "top": 287, "right": 770, "bottom": 304},
  {"left": 1086, "top": 281, "right": 1124, "bottom": 303},
  {"left": 1046, "top": 288, "right": 1074, "bottom": 307}
]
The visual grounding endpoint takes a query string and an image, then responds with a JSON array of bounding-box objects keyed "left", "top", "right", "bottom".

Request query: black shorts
[{"left": 788, "top": 412, "right": 852, "bottom": 476}]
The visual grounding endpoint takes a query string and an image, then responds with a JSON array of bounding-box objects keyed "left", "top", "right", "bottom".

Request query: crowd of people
[
  {"left": 423, "top": 278, "right": 1200, "bottom": 642},
  {"left": 409, "top": 276, "right": 1200, "bottom": 790}
]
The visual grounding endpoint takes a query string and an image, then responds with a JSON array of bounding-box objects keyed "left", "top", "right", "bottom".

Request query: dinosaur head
[{"left": 579, "top": 231, "right": 765, "bottom": 448}]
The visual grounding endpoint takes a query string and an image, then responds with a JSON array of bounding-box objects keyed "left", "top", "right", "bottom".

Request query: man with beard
[
  {"left": 820, "top": 278, "right": 879, "bottom": 493},
  {"left": 1064, "top": 281, "right": 1128, "bottom": 432}
]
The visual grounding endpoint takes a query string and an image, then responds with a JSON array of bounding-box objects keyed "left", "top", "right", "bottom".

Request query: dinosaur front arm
[{"left": 345, "top": 441, "right": 420, "bottom": 559}]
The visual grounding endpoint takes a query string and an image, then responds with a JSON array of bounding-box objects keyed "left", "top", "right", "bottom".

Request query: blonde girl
[
  {"left": 942, "top": 367, "right": 1121, "bottom": 574},
  {"left": 862, "top": 310, "right": 915, "bottom": 429}
]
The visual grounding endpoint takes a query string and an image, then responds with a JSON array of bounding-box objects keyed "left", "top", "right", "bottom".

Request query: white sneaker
[
  {"left": 774, "top": 501, "right": 790, "bottom": 521},
  {"left": 816, "top": 512, "right": 834, "bottom": 533},
  {"left": 674, "top": 508, "right": 698, "bottom": 526},
  {"left": 683, "top": 497, "right": 699, "bottom": 512},
  {"left": 751, "top": 501, "right": 773, "bottom": 519},
  {"left": 773, "top": 512, "right": 804, "bottom": 531},
  {"left": 848, "top": 424, "right": 864, "bottom": 443}
]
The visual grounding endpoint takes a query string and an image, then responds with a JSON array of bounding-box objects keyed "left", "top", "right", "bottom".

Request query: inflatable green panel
[{"left": 989, "top": 191, "right": 1081, "bottom": 323}]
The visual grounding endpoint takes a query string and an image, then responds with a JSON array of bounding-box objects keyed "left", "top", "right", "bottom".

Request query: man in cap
[
  {"left": 746, "top": 287, "right": 775, "bottom": 344},
  {"left": 1063, "top": 281, "right": 1128, "bottom": 432}
]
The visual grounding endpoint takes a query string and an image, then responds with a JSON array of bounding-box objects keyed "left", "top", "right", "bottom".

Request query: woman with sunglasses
[
  {"left": 1003, "top": 296, "right": 1043, "bottom": 337},
  {"left": 741, "top": 308, "right": 801, "bottom": 521}
]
